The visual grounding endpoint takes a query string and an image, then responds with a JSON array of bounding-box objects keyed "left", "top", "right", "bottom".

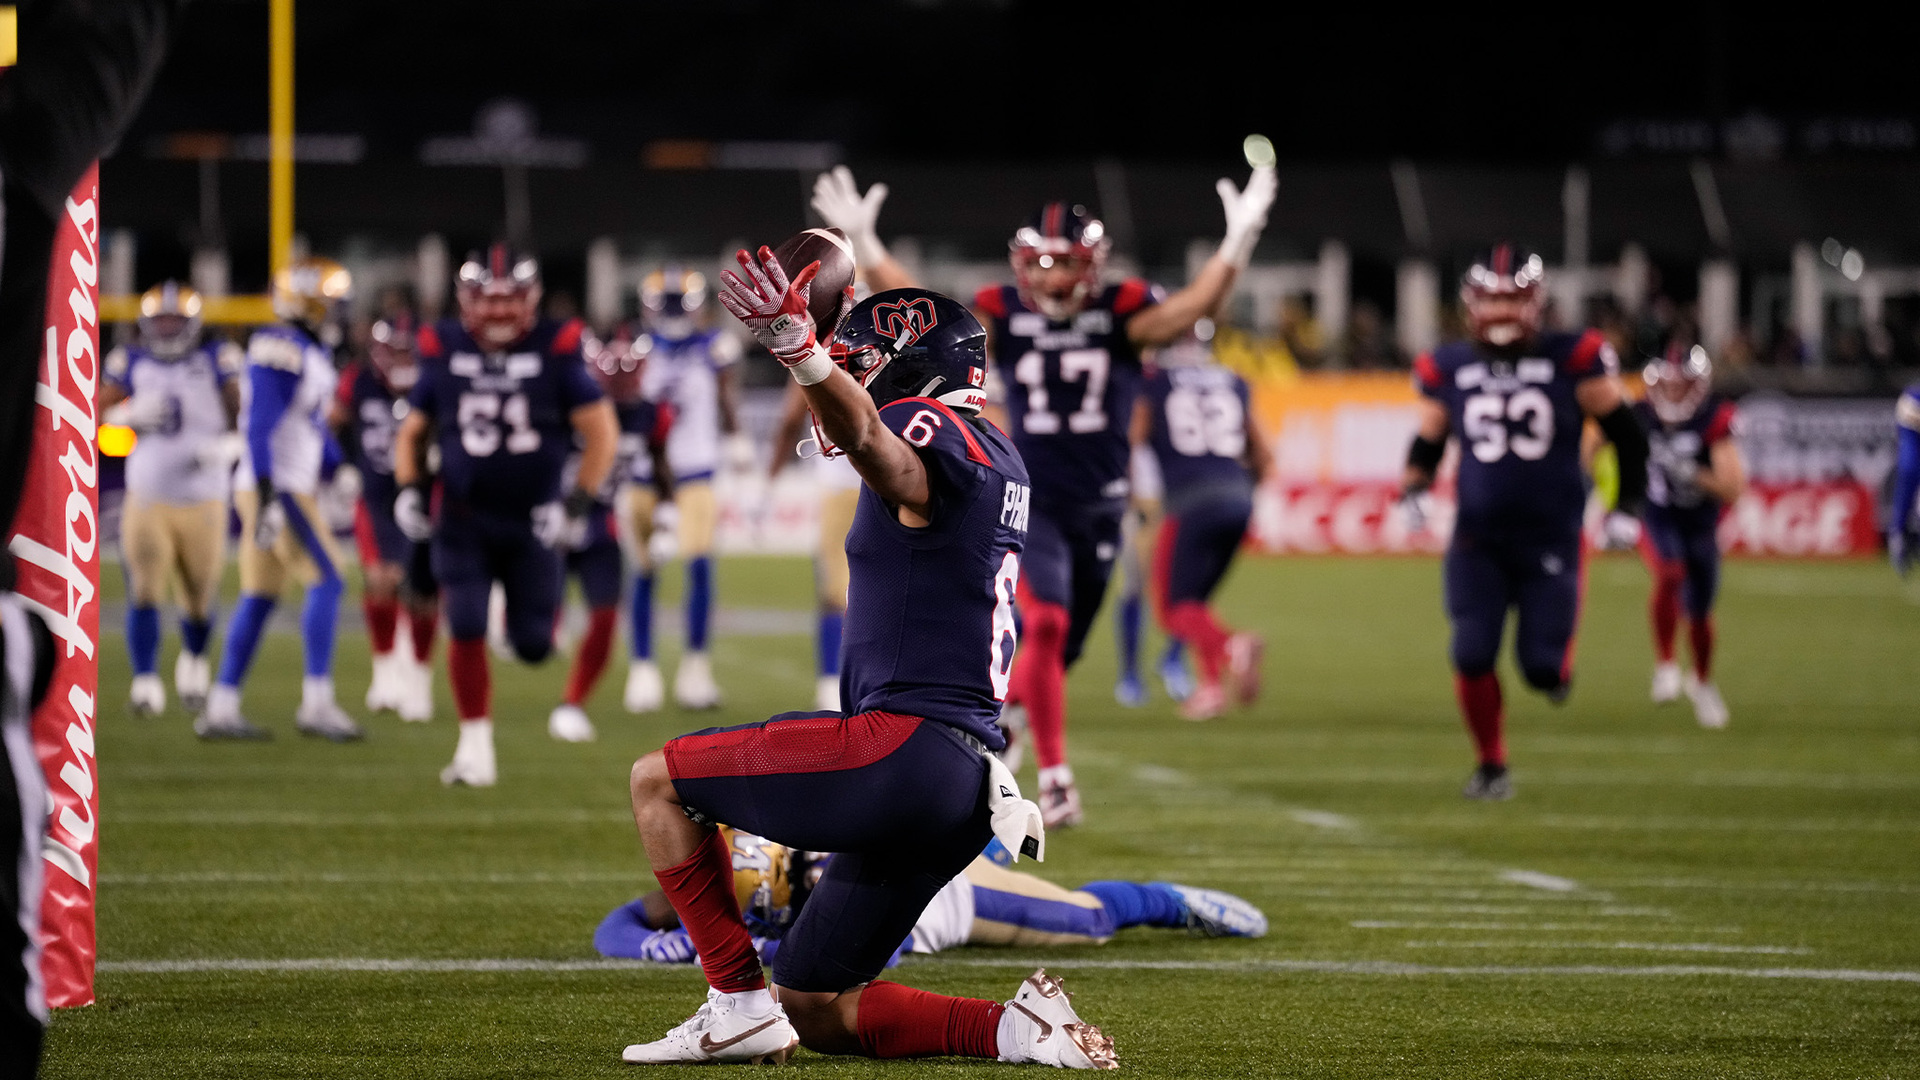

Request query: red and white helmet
[
  {"left": 457, "top": 242, "right": 542, "bottom": 350},
  {"left": 1642, "top": 343, "right": 1712, "bottom": 425},
  {"left": 1010, "top": 202, "right": 1110, "bottom": 320},
  {"left": 368, "top": 314, "right": 419, "bottom": 394},
  {"left": 1460, "top": 243, "right": 1546, "bottom": 349}
]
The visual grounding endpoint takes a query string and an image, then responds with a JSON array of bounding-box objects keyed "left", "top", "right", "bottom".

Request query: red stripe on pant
[{"left": 664, "top": 710, "right": 923, "bottom": 780}]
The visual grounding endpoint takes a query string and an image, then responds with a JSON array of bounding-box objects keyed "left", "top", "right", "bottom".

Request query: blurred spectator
[{"left": 1342, "top": 300, "right": 1403, "bottom": 369}]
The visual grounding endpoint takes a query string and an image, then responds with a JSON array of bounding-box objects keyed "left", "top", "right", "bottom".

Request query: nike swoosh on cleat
[
  {"left": 698, "top": 1017, "right": 784, "bottom": 1054},
  {"left": 1009, "top": 1001, "right": 1053, "bottom": 1040}
]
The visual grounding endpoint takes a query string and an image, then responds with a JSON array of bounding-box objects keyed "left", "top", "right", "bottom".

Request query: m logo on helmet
[{"left": 871, "top": 297, "right": 939, "bottom": 346}]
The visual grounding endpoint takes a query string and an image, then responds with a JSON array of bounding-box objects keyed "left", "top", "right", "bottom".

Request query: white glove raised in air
[
  {"left": 810, "top": 165, "right": 891, "bottom": 269},
  {"left": 1217, "top": 166, "right": 1278, "bottom": 269},
  {"left": 717, "top": 247, "right": 833, "bottom": 385},
  {"left": 1601, "top": 510, "right": 1643, "bottom": 551}
]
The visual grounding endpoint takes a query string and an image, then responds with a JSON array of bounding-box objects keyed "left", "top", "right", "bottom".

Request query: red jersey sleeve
[
  {"left": 416, "top": 323, "right": 444, "bottom": 361},
  {"left": 1564, "top": 330, "right": 1615, "bottom": 380},
  {"left": 1412, "top": 352, "right": 1444, "bottom": 397},
  {"left": 552, "top": 318, "right": 585, "bottom": 359},
  {"left": 334, "top": 363, "right": 361, "bottom": 409},
  {"left": 972, "top": 285, "right": 1007, "bottom": 320},
  {"left": 1112, "top": 278, "right": 1158, "bottom": 317},
  {"left": 1705, "top": 400, "right": 1737, "bottom": 444}
]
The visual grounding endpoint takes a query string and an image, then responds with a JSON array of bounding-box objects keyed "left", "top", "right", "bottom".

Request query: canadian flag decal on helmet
[{"left": 871, "top": 296, "right": 939, "bottom": 346}]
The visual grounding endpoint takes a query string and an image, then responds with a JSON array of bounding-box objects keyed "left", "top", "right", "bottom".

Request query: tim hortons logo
[{"left": 872, "top": 297, "right": 938, "bottom": 345}]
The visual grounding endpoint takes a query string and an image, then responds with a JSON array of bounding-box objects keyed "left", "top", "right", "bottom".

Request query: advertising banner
[{"left": 8, "top": 167, "right": 103, "bottom": 1008}]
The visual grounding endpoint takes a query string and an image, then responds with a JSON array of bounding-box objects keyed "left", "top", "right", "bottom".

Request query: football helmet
[
  {"left": 1460, "top": 243, "right": 1546, "bottom": 349},
  {"left": 1010, "top": 203, "right": 1110, "bottom": 320},
  {"left": 457, "top": 242, "right": 542, "bottom": 350},
  {"left": 368, "top": 314, "right": 420, "bottom": 394},
  {"left": 589, "top": 327, "right": 648, "bottom": 404},
  {"left": 718, "top": 826, "right": 796, "bottom": 935},
  {"left": 270, "top": 257, "right": 353, "bottom": 327},
  {"left": 813, "top": 288, "right": 988, "bottom": 456},
  {"left": 1643, "top": 342, "right": 1712, "bottom": 425},
  {"left": 136, "top": 280, "right": 203, "bottom": 360},
  {"left": 639, "top": 267, "right": 707, "bottom": 341}
]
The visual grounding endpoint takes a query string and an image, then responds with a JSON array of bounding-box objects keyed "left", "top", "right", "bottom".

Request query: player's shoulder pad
[
  {"left": 1564, "top": 329, "right": 1617, "bottom": 378},
  {"left": 1705, "top": 398, "right": 1738, "bottom": 442},
  {"left": 549, "top": 318, "right": 586, "bottom": 358},
  {"left": 247, "top": 327, "right": 307, "bottom": 373},
  {"left": 1412, "top": 350, "right": 1444, "bottom": 393},
  {"left": 709, "top": 330, "right": 743, "bottom": 364},
  {"left": 1111, "top": 278, "right": 1162, "bottom": 317},
  {"left": 1896, "top": 385, "right": 1920, "bottom": 431},
  {"left": 878, "top": 398, "right": 995, "bottom": 467},
  {"left": 972, "top": 284, "right": 1009, "bottom": 319}
]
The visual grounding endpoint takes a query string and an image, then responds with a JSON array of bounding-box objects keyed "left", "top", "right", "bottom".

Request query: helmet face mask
[
  {"left": 369, "top": 315, "right": 419, "bottom": 394},
  {"left": 801, "top": 288, "right": 989, "bottom": 459},
  {"left": 1011, "top": 204, "right": 1109, "bottom": 321},
  {"left": 1461, "top": 244, "right": 1546, "bottom": 349},
  {"left": 1644, "top": 344, "right": 1712, "bottom": 425},
  {"left": 137, "top": 280, "right": 203, "bottom": 360},
  {"left": 457, "top": 244, "right": 542, "bottom": 351}
]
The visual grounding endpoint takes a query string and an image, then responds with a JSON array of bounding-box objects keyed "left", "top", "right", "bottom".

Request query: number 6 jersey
[
  {"left": 975, "top": 280, "right": 1162, "bottom": 505},
  {"left": 1414, "top": 329, "right": 1617, "bottom": 537},
  {"left": 410, "top": 317, "right": 604, "bottom": 518}
]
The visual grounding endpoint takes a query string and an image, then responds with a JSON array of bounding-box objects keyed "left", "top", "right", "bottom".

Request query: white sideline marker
[{"left": 1501, "top": 869, "right": 1581, "bottom": 892}]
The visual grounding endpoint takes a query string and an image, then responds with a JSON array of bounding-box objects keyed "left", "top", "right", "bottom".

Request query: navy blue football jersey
[
  {"left": 409, "top": 317, "right": 603, "bottom": 517},
  {"left": 1141, "top": 361, "right": 1255, "bottom": 509},
  {"left": 840, "top": 398, "right": 1030, "bottom": 750},
  {"left": 975, "top": 280, "right": 1161, "bottom": 504},
  {"left": 1634, "top": 394, "right": 1736, "bottom": 524},
  {"left": 1415, "top": 330, "right": 1617, "bottom": 536},
  {"left": 335, "top": 362, "right": 403, "bottom": 510}
]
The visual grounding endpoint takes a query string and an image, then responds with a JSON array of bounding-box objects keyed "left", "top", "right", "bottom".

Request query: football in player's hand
[{"left": 770, "top": 227, "right": 857, "bottom": 339}]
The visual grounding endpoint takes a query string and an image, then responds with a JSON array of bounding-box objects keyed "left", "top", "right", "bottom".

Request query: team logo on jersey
[{"left": 871, "top": 296, "right": 939, "bottom": 346}]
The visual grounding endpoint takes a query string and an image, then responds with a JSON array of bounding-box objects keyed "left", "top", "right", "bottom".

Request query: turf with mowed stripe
[{"left": 46, "top": 555, "right": 1920, "bottom": 1078}]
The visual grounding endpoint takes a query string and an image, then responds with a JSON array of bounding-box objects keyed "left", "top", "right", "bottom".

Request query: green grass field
[{"left": 42, "top": 553, "right": 1920, "bottom": 1078}]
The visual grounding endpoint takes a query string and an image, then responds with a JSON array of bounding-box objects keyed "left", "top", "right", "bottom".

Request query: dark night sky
[{"left": 124, "top": 0, "right": 1920, "bottom": 165}]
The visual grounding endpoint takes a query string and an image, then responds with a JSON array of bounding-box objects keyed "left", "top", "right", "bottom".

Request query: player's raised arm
[
  {"left": 811, "top": 165, "right": 918, "bottom": 293},
  {"left": 718, "top": 247, "right": 931, "bottom": 520},
  {"left": 1125, "top": 167, "right": 1276, "bottom": 348}
]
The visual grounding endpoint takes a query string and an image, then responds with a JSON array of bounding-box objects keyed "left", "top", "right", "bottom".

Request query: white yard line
[
  {"left": 93, "top": 956, "right": 1920, "bottom": 983},
  {"left": 1500, "top": 870, "right": 1581, "bottom": 892},
  {"left": 1401, "top": 941, "right": 1812, "bottom": 955},
  {"left": 1352, "top": 921, "right": 1660, "bottom": 931}
]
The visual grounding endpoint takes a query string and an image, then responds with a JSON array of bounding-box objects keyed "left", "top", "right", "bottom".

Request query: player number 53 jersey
[
  {"left": 840, "top": 399, "right": 1030, "bottom": 751},
  {"left": 975, "top": 281, "right": 1161, "bottom": 504},
  {"left": 1415, "top": 329, "right": 1617, "bottom": 536}
]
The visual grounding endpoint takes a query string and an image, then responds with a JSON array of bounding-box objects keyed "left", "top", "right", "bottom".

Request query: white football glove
[
  {"left": 810, "top": 165, "right": 891, "bottom": 269},
  {"left": 192, "top": 432, "right": 244, "bottom": 472},
  {"left": 530, "top": 501, "right": 568, "bottom": 549},
  {"left": 1398, "top": 490, "right": 1433, "bottom": 536},
  {"left": 1217, "top": 166, "right": 1278, "bottom": 269},
  {"left": 394, "top": 485, "right": 434, "bottom": 542},
  {"left": 637, "top": 927, "right": 696, "bottom": 964},
  {"left": 649, "top": 501, "right": 681, "bottom": 564},
  {"left": 107, "top": 394, "right": 176, "bottom": 433},
  {"left": 1601, "top": 510, "right": 1643, "bottom": 551},
  {"left": 253, "top": 494, "right": 286, "bottom": 551},
  {"left": 723, "top": 432, "right": 757, "bottom": 473},
  {"left": 717, "top": 247, "right": 832, "bottom": 383},
  {"left": 331, "top": 463, "right": 363, "bottom": 504}
]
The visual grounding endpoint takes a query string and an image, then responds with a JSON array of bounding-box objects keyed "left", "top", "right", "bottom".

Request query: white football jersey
[
  {"left": 639, "top": 329, "right": 739, "bottom": 481},
  {"left": 234, "top": 325, "right": 339, "bottom": 497},
  {"left": 106, "top": 343, "right": 239, "bottom": 505}
]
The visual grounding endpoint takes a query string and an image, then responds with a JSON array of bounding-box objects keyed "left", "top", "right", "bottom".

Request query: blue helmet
[{"left": 829, "top": 288, "right": 989, "bottom": 415}]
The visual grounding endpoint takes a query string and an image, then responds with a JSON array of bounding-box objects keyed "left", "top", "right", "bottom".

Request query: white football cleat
[
  {"left": 622, "top": 988, "right": 799, "bottom": 1065},
  {"left": 623, "top": 660, "right": 664, "bottom": 714},
  {"left": 1166, "top": 883, "right": 1269, "bottom": 938},
  {"left": 1037, "top": 765, "right": 1084, "bottom": 829},
  {"left": 1689, "top": 679, "right": 1730, "bottom": 729},
  {"left": 129, "top": 673, "right": 166, "bottom": 718},
  {"left": 814, "top": 675, "right": 841, "bottom": 713},
  {"left": 397, "top": 662, "right": 435, "bottom": 722},
  {"left": 174, "top": 652, "right": 210, "bottom": 714},
  {"left": 548, "top": 703, "right": 597, "bottom": 743},
  {"left": 997, "top": 969, "right": 1118, "bottom": 1070},
  {"left": 674, "top": 653, "right": 721, "bottom": 710},
  {"left": 1650, "top": 661, "right": 1683, "bottom": 704},
  {"left": 1225, "top": 632, "right": 1265, "bottom": 706},
  {"left": 296, "top": 700, "right": 366, "bottom": 742},
  {"left": 365, "top": 651, "right": 404, "bottom": 712},
  {"left": 441, "top": 721, "right": 498, "bottom": 787},
  {"left": 1178, "top": 682, "right": 1228, "bottom": 722}
]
